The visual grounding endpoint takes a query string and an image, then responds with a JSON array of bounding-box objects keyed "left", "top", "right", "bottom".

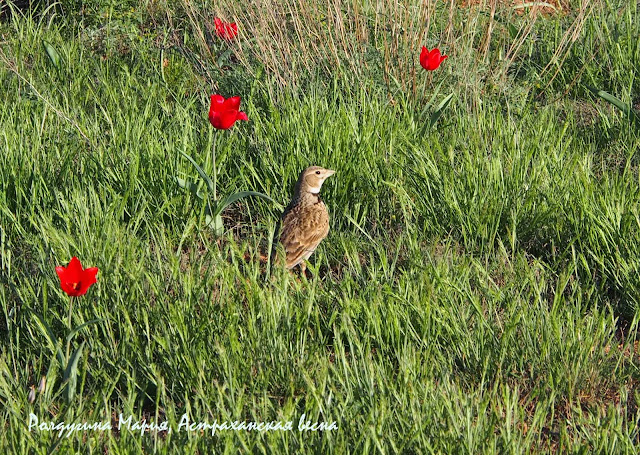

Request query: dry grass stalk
[{"left": 170, "top": 0, "right": 596, "bottom": 97}]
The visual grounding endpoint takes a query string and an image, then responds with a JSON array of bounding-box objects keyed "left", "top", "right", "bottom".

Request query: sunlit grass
[{"left": 0, "top": 0, "right": 639, "bottom": 453}]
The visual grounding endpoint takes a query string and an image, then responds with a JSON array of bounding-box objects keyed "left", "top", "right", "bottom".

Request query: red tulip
[
  {"left": 208, "top": 94, "right": 248, "bottom": 130},
  {"left": 214, "top": 18, "right": 238, "bottom": 40},
  {"left": 420, "top": 47, "right": 448, "bottom": 71},
  {"left": 55, "top": 257, "right": 98, "bottom": 297}
]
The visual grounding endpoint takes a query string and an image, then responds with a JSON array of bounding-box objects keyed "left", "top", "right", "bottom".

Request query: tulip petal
[
  {"left": 78, "top": 267, "right": 99, "bottom": 296},
  {"left": 209, "top": 95, "right": 227, "bottom": 128},
  {"left": 210, "top": 94, "right": 225, "bottom": 110},
  {"left": 56, "top": 257, "right": 98, "bottom": 297},
  {"left": 225, "top": 23, "right": 238, "bottom": 37},
  {"left": 419, "top": 47, "right": 430, "bottom": 70},
  {"left": 419, "top": 46, "right": 447, "bottom": 71},
  {"left": 82, "top": 267, "right": 99, "bottom": 282},
  {"left": 208, "top": 95, "right": 246, "bottom": 129},
  {"left": 214, "top": 18, "right": 238, "bottom": 40},
  {"left": 55, "top": 265, "right": 66, "bottom": 280},
  {"left": 209, "top": 112, "right": 221, "bottom": 129},
  {"left": 219, "top": 110, "right": 239, "bottom": 129},
  {"left": 66, "top": 257, "right": 83, "bottom": 281},
  {"left": 60, "top": 282, "right": 76, "bottom": 296},
  {"left": 224, "top": 96, "right": 241, "bottom": 111}
]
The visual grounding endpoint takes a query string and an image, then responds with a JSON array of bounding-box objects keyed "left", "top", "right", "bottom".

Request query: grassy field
[{"left": 1, "top": 0, "right": 639, "bottom": 452}]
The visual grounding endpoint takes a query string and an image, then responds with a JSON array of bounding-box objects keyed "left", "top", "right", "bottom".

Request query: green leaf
[
  {"left": 421, "top": 93, "right": 454, "bottom": 136},
  {"left": 216, "top": 48, "right": 234, "bottom": 67},
  {"left": 180, "top": 151, "right": 215, "bottom": 193},
  {"left": 218, "top": 190, "right": 276, "bottom": 213},
  {"left": 205, "top": 199, "right": 218, "bottom": 215},
  {"left": 418, "top": 80, "right": 445, "bottom": 118},
  {"left": 66, "top": 318, "right": 104, "bottom": 344},
  {"left": 585, "top": 85, "right": 639, "bottom": 124},
  {"left": 64, "top": 341, "right": 85, "bottom": 403},
  {"left": 176, "top": 177, "right": 204, "bottom": 199},
  {"left": 42, "top": 41, "right": 61, "bottom": 69},
  {"left": 205, "top": 213, "right": 224, "bottom": 236}
]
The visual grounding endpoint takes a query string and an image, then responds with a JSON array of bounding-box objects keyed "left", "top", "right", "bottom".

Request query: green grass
[{"left": 1, "top": 0, "right": 639, "bottom": 453}]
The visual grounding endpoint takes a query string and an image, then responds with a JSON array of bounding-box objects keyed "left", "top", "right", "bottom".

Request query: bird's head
[{"left": 297, "top": 166, "right": 336, "bottom": 194}]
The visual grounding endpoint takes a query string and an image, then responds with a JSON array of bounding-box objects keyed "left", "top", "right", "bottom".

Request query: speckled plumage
[{"left": 280, "top": 166, "right": 335, "bottom": 271}]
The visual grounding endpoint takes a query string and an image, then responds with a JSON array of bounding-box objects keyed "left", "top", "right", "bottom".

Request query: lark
[{"left": 280, "top": 166, "right": 336, "bottom": 274}]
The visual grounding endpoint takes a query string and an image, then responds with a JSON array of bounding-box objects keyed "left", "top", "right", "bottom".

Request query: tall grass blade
[
  {"left": 65, "top": 318, "right": 104, "bottom": 344},
  {"left": 31, "top": 313, "right": 65, "bottom": 366}
]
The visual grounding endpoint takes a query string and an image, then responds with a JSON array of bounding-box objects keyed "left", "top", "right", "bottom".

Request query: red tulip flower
[
  {"left": 420, "top": 47, "right": 448, "bottom": 71},
  {"left": 208, "top": 94, "right": 248, "bottom": 130},
  {"left": 214, "top": 18, "right": 238, "bottom": 40},
  {"left": 55, "top": 257, "right": 98, "bottom": 297}
]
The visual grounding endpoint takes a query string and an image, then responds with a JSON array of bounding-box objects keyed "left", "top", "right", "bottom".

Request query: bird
[{"left": 279, "top": 166, "right": 335, "bottom": 275}]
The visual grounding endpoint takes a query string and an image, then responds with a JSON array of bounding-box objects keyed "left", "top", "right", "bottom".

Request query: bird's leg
[{"left": 299, "top": 261, "right": 307, "bottom": 278}]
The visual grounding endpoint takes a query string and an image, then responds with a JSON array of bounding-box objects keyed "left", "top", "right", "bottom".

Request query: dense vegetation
[{"left": 1, "top": 0, "right": 639, "bottom": 452}]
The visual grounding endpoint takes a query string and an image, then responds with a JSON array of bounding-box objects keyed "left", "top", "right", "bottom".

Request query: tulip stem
[
  {"left": 65, "top": 296, "right": 74, "bottom": 363},
  {"left": 212, "top": 133, "right": 217, "bottom": 202},
  {"left": 67, "top": 296, "right": 74, "bottom": 330}
]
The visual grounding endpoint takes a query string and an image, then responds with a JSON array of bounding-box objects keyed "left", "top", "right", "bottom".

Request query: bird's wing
[{"left": 280, "top": 203, "right": 329, "bottom": 268}]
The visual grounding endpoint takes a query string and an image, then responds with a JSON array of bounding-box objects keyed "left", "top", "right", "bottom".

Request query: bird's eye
[{"left": 315, "top": 171, "right": 321, "bottom": 175}]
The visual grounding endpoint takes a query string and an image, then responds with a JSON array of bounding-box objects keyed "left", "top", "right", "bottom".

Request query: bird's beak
[{"left": 325, "top": 169, "right": 336, "bottom": 177}]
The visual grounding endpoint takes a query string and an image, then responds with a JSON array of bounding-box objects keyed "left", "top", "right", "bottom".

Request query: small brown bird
[{"left": 280, "top": 166, "right": 336, "bottom": 274}]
